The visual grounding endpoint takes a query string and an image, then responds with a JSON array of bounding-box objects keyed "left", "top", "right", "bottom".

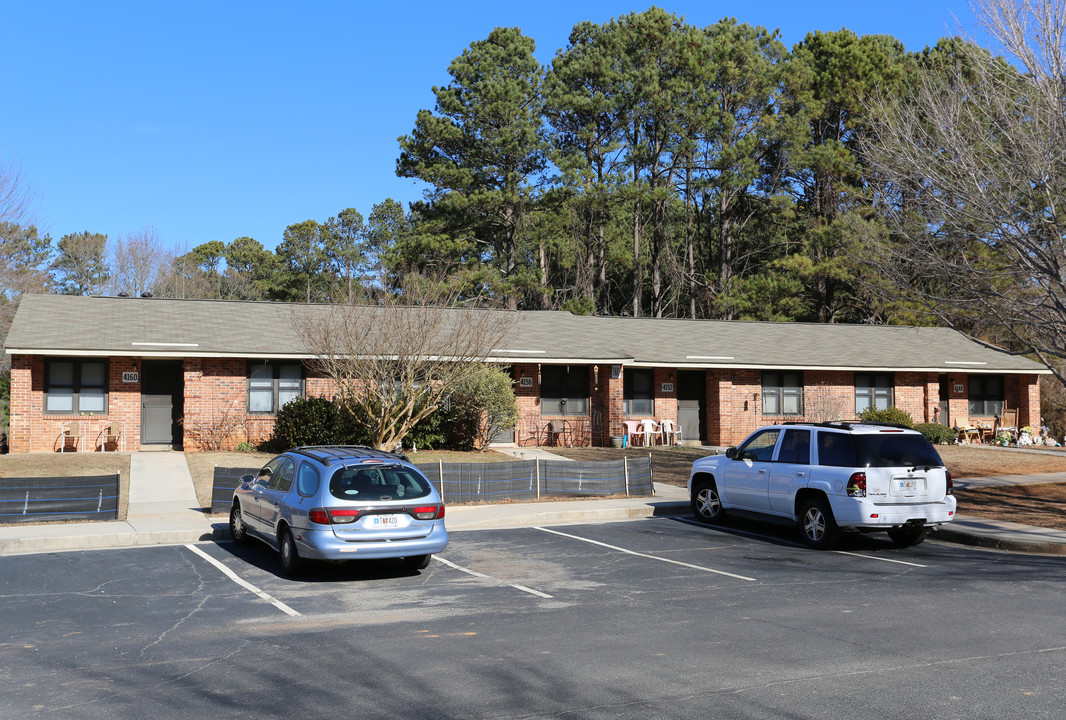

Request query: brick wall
[{"left": 4, "top": 353, "right": 1047, "bottom": 452}]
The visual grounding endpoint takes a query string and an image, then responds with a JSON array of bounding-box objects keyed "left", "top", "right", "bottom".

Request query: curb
[
  {"left": 933, "top": 524, "right": 1066, "bottom": 555},
  {"left": 446, "top": 500, "right": 691, "bottom": 532},
  {"left": 0, "top": 528, "right": 217, "bottom": 556}
]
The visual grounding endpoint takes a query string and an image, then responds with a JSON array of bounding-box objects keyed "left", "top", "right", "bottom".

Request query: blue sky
[{"left": 2, "top": 1, "right": 972, "bottom": 254}]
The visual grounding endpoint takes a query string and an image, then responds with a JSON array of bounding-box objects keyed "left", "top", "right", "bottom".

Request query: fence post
[
  {"left": 649, "top": 452, "right": 654, "bottom": 496},
  {"left": 624, "top": 457, "right": 630, "bottom": 496},
  {"left": 536, "top": 459, "right": 541, "bottom": 500},
  {"left": 97, "top": 488, "right": 103, "bottom": 513},
  {"left": 439, "top": 459, "right": 445, "bottom": 502},
  {"left": 23, "top": 491, "right": 29, "bottom": 516}
]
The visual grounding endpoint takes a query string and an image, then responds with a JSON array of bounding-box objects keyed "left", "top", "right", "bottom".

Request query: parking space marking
[
  {"left": 534, "top": 527, "right": 757, "bottom": 582},
  {"left": 185, "top": 544, "right": 301, "bottom": 616},
  {"left": 434, "top": 556, "right": 553, "bottom": 598},
  {"left": 833, "top": 551, "right": 928, "bottom": 568}
]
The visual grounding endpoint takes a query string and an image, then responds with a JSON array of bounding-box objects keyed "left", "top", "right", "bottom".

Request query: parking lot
[{"left": 3, "top": 517, "right": 1066, "bottom": 719}]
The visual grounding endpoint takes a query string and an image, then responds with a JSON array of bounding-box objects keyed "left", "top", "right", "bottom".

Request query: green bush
[
  {"left": 915, "top": 423, "right": 956, "bottom": 445},
  {"left": 272, "top": 396, "right": 368, "bottom": 449},
  {"left": 858, "top": 406, "right": 914, "bottom": 427}
]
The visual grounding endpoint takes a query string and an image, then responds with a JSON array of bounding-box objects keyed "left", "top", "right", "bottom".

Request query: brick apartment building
[{"left": 4, "top": 294, "right": 1048, "bottom": 453}]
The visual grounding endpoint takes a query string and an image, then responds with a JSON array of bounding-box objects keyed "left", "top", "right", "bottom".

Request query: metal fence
[
  {"left": 0, "top": 475, "right": 120, "bottom": 524},
  {"left": 210, "top": 457, "right": 654, "bottom": 513}
]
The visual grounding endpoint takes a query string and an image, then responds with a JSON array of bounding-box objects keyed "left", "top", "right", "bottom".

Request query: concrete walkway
[{"left": 2, "top": 455, "right": 1065, "bottom": 556}]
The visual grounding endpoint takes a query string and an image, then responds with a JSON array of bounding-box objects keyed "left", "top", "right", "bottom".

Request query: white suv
[{"left": 688, "top": 422, "right": 956, "bottom": 549}]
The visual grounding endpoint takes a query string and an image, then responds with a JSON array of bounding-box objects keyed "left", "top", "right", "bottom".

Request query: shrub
[
  {"left": 858, "top": 406, "right": 914, "bottom": 427},
  {"left": 272, "top": 396, "right": 368, "bottom": 449},
  {"left": 915, "top": 423, "right": 955, "bottom": 445}
]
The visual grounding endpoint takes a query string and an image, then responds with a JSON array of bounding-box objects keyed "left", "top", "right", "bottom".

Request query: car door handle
[
  {"left": 758, "top": 469, "right": 767, "bottom": 474},
  {"left": 796, "top": 472, "right": 806, "bottom": 478}
]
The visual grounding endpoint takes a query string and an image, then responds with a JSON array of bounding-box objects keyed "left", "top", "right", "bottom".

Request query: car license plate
[
  {"left": 898, "top": 478, "right": 919, "bottom": 493},
  {"left": 371, "top": 515, "right": 401, "bottom": 527}
]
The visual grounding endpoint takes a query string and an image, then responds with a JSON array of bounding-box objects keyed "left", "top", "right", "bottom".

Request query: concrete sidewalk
[{"left": 2, "top": 455, "right": 1065, "bottom": 556}]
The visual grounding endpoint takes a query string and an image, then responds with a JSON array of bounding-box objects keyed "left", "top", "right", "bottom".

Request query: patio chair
[
  {"left": 60, "top": 421, "right": 85, "bottom": 453},
  {"left": 622, "top": 420, "right": 642, "bottom": 447},
  {"left": 545, "top": 421, "right": 567, "bottom": 447},
  {"left": 101, "top": 421, "right": 125, "bottom": 452},
  {"left": 639, "top": 419, "right": 659, "bottom": 446},
  {"left": 660, "top": 419, "right": 683, "bottom": 446}
]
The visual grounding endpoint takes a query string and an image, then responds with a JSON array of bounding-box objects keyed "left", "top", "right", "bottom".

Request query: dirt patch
[
  {"left": 954, "top": 483, "right": 1066, "bottom": 530},
  {"left": 0, "top": 453, "right": 131, "bottom": 522}
]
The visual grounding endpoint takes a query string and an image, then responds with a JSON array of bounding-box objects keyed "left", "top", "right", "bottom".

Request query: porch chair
[
  {"left": 545, "top": 420, "right": 567, "bottom": 447},
  {"left": 60, "top": 421, "right": 85, "bottom": 453},
  {"left": 101, "top": 421, "right": 125, "bottom": 452},
  {"left": 660, "top": 419, "right": 683, "bottom": 446},
  {"left": 639, "top": 419, "right": 659, "bottom": 447},
  {"left": 622, "top": 420, "right": 642, "bottom": 447}
]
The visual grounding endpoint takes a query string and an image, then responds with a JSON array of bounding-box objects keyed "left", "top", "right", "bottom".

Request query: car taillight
[
  {"left": 328, "top": 508, "right": 363, "bottom": 524},
  {"left": 411, "top": 504, "right": 444, "bottom": 520},
  {"left": 309, "top": 508, "right": 330, "bottom": 524},
  {"left": 846, "top": 472, "right": 867, "bottom": 497},
  {"left": 945, "top": 470, "right": 953, "bottom": 495}
]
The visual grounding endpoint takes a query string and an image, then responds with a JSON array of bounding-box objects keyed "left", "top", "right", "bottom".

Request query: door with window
[
  {"left": 677, "top": 371, "right": 705, "bottom": 442},
  {"left": 141, "top": 360, "right": 184, "bottom": 446}
]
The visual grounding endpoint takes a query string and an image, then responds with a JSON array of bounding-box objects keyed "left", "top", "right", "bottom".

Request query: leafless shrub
[{"left": 180, "top": 399, "right": 246, "bottom": 451}]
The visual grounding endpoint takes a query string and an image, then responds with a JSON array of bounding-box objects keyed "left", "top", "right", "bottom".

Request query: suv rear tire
[
  {"left": 691, "top": 479, "right": 726, "bottom": 524},
  {"left": 799, "top": 497, "right": 840, "bottom": 550}
]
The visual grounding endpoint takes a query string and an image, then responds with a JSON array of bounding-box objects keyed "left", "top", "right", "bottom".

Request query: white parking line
[
  {"left": 185, "top": 544, "right": 301, "bottom": 616},
  {"left": 434, "top": 556, "right": 553, "bottom": 598},
  {"left": 833, "top": 551, "right": 928, "bottom": 567},
  {"left": 534, "top": 527, "right": 757, "bottom": 582}
]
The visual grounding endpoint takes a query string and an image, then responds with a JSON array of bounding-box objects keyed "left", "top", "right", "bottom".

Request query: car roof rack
[{"left": 291, "top": 445, "right": 410, "bottom": 464}]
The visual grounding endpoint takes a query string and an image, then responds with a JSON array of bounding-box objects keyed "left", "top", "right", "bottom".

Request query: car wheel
[
  {"left": 691, "top": 479, "right": 726, "bottom": 524},
  {"left": 229, "top": 502, "right": 250, "bottom": 545},
  {"left": 404, "top": 554, "right": 432, "bottom": 570},
  {"left": 799, "top": 497, "right": 840, "bottom": 550},
  {"left": 888, "top": 526, "right": 929, "bottom": 548},
  {"left": 278, "top": 527, "right": 302, "bottom": 577}
]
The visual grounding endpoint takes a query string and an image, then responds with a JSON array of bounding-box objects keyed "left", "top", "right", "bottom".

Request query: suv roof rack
[
  {"left": 291, "top": 445, "right": 410, "bottom": 464},
  {"left": 781, "top": 420, "right": 855, "bottom": 430}
]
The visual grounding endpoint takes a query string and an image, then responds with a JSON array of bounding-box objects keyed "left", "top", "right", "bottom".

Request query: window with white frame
[
  {"left": 45, "top": 359, "right": 108, "bottom": 414},
  {"left": 855, "top": 373, "right": 894, "bottom": 413},
  {"left": 762, "top": 372, "right": 803, "bottom": 416},
  {"left": 248, "top": 361, "right": 304, "bottom": 413}
]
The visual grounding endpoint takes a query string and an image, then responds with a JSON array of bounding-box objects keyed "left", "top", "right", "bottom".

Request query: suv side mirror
[{"left": 725, "top": 446, "right": 738, "bottom": 459}]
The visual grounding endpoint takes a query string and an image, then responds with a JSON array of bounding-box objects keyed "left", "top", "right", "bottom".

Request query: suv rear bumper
[{"left": 832, "top": 496, "right": 957, "bottom": 528}]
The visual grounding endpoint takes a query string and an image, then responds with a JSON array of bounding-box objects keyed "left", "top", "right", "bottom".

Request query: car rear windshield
[
  {"left": 329, "top": 464, "right": 434, "bottom": 502},
  {"left": 819, "top": 432, "right": 943, "bottom": 468}
]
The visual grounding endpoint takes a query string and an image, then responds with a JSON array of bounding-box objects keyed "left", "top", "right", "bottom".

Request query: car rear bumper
[
  {"left": 833, "top": 496, "right": 957, "bottom": 528},
  {"left": 293, "top": 522, "right": 449, "bottom": 560}
]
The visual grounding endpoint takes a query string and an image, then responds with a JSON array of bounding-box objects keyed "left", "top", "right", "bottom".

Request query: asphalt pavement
[{"left": 1, "top": 451, "right": 1065, "bottom": 556}]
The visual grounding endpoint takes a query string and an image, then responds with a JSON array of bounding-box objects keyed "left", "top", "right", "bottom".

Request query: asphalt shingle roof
[{"left": 4, "top": 294, "right": 1046, "bottom": 374}]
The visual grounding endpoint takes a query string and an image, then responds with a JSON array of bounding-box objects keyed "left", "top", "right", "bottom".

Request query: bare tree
[
  {"left": 861, "top": 0, "right": 1066, "bottom": 383},
  {"left": 0, "top": 158, "right": 33, "bottom": 227},
  {"left": 297, "top": 284, "right": 516, "bottom": 451},
  {"left": 107, "top": 227, "right": 175, "bottom": 297}
]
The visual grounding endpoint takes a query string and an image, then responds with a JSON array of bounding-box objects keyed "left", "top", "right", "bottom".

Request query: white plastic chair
[
  {"left": 639, "top": 419, "right": 658, "bottom": 446},
  {"left": 660, "top": 419, "right": 683, "bottom": 446}
]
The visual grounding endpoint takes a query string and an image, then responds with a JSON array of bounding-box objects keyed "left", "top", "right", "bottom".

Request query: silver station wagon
[{"left": 229, "top": 446, "right": 448, "bottom": 576}]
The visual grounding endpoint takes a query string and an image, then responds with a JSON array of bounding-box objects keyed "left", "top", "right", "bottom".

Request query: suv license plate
[
  {"left": 371, "top": 515, "right": 401, "bottom": 527},
  {"left": 898, "top": 478, "right": 919, "bottom": 493}
]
